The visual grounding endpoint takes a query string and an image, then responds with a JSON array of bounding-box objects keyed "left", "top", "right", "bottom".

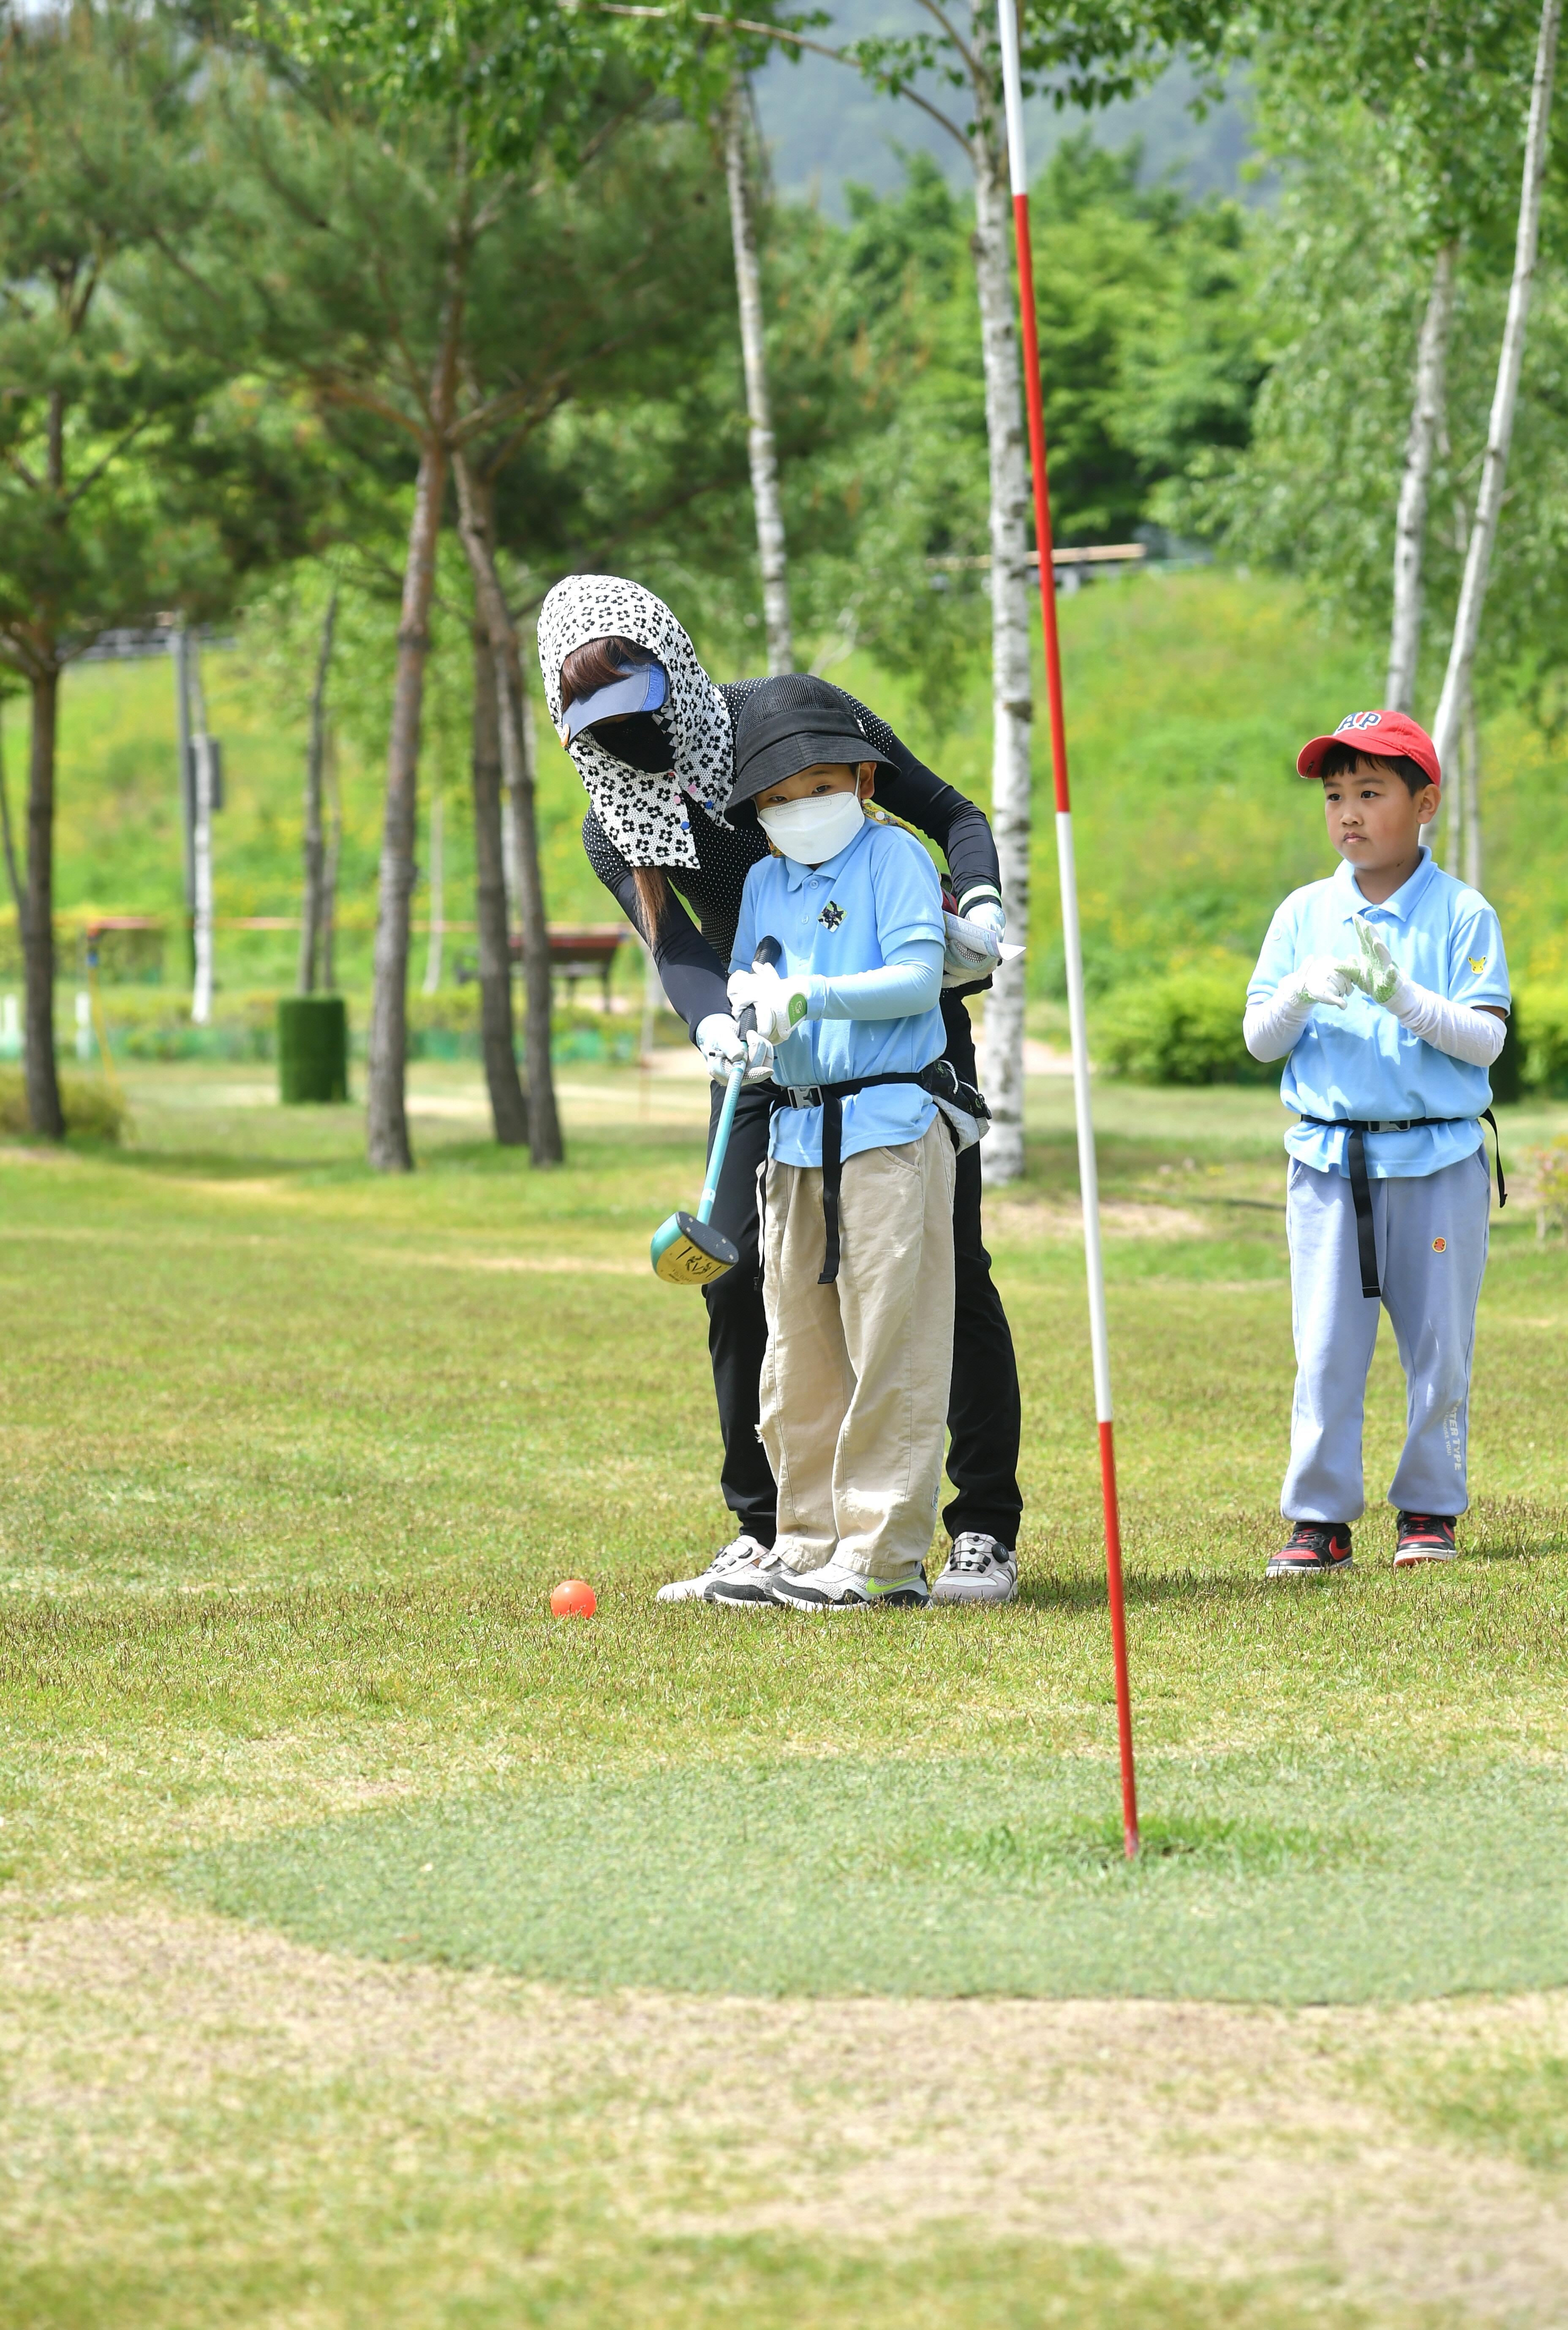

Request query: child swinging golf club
[
  {"left": 1245, "top": 710, "right": 1511, "bottom": 1577},
  {"left": 707, "top": 675, "right": 985, "bottom": 1611}
]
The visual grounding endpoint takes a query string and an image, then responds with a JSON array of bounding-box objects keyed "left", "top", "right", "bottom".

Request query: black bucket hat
[{"left": 728, "top": 673, "right": 895, "bottom": 810}]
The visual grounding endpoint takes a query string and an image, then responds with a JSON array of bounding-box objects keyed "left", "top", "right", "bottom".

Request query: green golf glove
[{"left": 1337, "top": 914, "right": 1405, "bottom": 1009}]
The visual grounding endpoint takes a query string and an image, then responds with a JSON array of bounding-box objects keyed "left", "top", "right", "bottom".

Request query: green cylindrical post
[{"left": 278, "top": 994, "right": 348, "bottom": 1103}]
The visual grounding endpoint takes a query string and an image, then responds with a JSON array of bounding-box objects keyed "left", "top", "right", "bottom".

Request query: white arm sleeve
[
  {"left": 1388, "top": 978, "right": 1508, "bottom": 1066},
  {"left": 1243, "top": 983, "right": 1315, "bottom": 1063},
  {"left": 811, "top": 940, "right": 944, "bottom": 1021}
]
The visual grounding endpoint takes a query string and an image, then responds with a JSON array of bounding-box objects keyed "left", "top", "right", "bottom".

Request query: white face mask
[{"left": 755, "top": 789, "right": 866, "bottom": 866}]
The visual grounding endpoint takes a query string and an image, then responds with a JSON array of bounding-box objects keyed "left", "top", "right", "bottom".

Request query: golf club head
[{"left": 651, "top": 1210, "right": 740, "bottom": 1286}]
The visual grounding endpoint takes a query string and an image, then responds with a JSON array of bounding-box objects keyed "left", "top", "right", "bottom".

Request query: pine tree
[{"left": 0, "top": 4, "right": 226, "bottom": 1135}]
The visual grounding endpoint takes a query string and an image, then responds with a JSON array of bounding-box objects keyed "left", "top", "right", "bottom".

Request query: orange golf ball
[{"left": 550, "top": 1579, "right": 596, "bottom": 1619}]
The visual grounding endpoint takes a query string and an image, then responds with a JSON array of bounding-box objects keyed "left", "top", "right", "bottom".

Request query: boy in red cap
[{"left": 1244, "top": 710, "right": 1511, "bottom": 1576}]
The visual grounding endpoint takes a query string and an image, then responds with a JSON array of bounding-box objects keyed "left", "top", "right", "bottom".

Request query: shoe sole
[
  {"left": 931, "top": 1580, "right": 1018, "bottom": 1606},
  {"left": 1393, "top": 1548, "right": 1458, "bottom": 1568},
  {"left": 1265, "top": 1558, "right": 1354, "bottom": 1578},
  {"left": 775, "top": 1591, "right": 930, "bottom": 1613}
]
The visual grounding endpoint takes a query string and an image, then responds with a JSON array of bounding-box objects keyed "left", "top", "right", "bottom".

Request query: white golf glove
[
  {"left": 1289, "top": 954, "right": 1354, "bottom": 1010},
  {"left": 694, "top": 1011, "right": 774, "bottom": 1085},
  {"left": 942, "top": 906, "right": 1004, "bottom": 985},
  {"left": 1335, "top": 914, "right": 1405, "bottom": 1009},
  {"left": 726, "top": 963, "right": 815, "bottom": 1045}
]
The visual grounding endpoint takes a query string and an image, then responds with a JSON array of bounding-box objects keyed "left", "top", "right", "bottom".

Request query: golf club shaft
[
  {"left": 696, "top": 1062, "right": 746, "bottom": 1225},
  {"left": 694, "top": 985, "right": 764, "bottom": 1227}
]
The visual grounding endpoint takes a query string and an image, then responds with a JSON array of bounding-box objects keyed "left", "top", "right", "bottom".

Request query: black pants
[{"left": 701, "top": 990, "right": 1024, "bottom": 1549}]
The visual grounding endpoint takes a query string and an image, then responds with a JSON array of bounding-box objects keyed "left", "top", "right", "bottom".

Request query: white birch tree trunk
[
  {"left": 970, "top": 93, "right": 1033, "bottom": 1187},
  {"left": 1444, "top": 686, "right": 1468, "bottom": 872},
  {"left": 1386, "top": 239, "right": 1457, "bottom": 713},
  {"left": 1462, "top": 691, "right": 1483, "bottom": 890},
  {"left": 724, "top": 78, "right": 792, "bottom": 675},
  {"left": 173, "top": 625, "right": 194, "bottom": 922},
  {"left": 1431, "top": 0, "right": 1561, "bottom": 780}
]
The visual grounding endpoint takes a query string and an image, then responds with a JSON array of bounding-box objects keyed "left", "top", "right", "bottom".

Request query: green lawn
[{"left": 3, "top": 1062, "right": 1568, "bottom": 2325}]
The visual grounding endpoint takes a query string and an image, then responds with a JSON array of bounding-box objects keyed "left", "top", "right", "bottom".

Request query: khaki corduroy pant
[{"left": 759, "top": 1119, "right": 956, "bottom": 1578}]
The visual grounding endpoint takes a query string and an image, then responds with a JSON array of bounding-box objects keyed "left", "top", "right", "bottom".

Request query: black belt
[
  {"left": 776, "top": 1059, "right": 989, "bottom": 1283},
  {"left": 1296, "top": 1111, "right": 1506, "bottom": 1300}
]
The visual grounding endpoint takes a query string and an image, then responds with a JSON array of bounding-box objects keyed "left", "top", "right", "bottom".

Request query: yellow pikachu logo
[{"left": 1468, "top": 954, "right": 1487, "bottom": 974}]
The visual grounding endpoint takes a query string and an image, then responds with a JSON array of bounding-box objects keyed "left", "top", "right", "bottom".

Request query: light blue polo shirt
[
  {"left": 731, "top": 812, "right": 945, "bottom": 1170},
  {"left": 1249, "top": 846, "right": 1510, "bottom": 1179}
]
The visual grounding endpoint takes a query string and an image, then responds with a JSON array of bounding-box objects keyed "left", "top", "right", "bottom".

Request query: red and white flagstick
[{"left": 995, "top": 0, "right": 1138, "bottom": 1858}]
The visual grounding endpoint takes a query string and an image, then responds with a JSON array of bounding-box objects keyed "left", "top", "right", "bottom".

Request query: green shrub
[
  {"left": 1095, "top": 967, "right": 1269, "bottom": 1086},
  {"left": 0, "top": 1067, "right": 126, "bottom": 1141},
  {"left": 1515, "top": 984, "right": 1568, "bottom": 1096}
]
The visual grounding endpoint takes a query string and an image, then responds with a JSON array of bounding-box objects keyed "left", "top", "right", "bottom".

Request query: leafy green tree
[
  {"left": 752, "top": 0, "right": 1246, "bottom": 1179},
  {"left": 1180, "top": 75, "right": 1568, "bottom": 726},
  {"left": 1244, "top": 0, "right": 1552, "bottom": 714},
  {"left": 0, "top": 4, "right": 227, "bottom": 1136}
]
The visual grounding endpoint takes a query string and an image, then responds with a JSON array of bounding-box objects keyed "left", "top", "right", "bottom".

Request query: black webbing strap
[
  {"left": 777, "top": 1060, "right": 988, "bottom": 1283},
  {"left": 1296, "top": 1110, "right": 1506, "bottom": 1301}
]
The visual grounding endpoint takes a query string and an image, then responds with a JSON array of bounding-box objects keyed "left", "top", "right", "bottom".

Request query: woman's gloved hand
[
  {"left": 694, "top": 1012, "right": 774, "bottom": 1084},
  {"left": 942, "top": 906, "right": 1004, "bottom": 986},
  {"left": 726, "top": 963, "right": 815, "bottom": 1045},
  {"left": 942, "top": 898, "right": 1026, "bottom": 991}
]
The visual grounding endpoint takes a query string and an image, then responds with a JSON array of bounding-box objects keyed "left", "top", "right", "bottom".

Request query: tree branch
[
  {"left": 61, "top": 417, "right": 152, "bottom": 513},
  {"left": 911, "top": 0, "right": 981, "bottom": 87},
  {"left": 581, "top": 2, "right": 970, "bottom": 145}
]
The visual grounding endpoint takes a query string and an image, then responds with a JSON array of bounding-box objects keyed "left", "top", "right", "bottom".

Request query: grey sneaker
[
  {"left": 772, "top": 1556, "right": 931, "bottom": 1611},
  {"left": 931, "top": 1533, "right": 1018, "bottom": 1606},
  {"left": 656, "top": 1534, "right": 777, "bottom": 1605}
]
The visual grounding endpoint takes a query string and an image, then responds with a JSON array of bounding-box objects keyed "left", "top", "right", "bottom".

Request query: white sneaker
[
  {"left": 656, "top": 1534, "right": 778, "bottom": 1605},
  {"left": 703, "top": 1544, "right": 787, "bottom": 1606},
  {"left": 930, "top": 1533, "right": 1018, "bottom": 1606},
  {"left": 772, "top": 1556, "right": 930, "bottom": 1611}
]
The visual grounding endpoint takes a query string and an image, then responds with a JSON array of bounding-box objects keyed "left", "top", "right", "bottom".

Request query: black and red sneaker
[
  {"left": 1394, "top": 1512, "right": 1458, "bottom": 1568},
  {"left": 1266, "top": 1522, "right": 1354, "bottom": 1579}
]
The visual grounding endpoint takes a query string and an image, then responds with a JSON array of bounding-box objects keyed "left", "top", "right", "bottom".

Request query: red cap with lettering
[{"left": 1296, "top": 709, "right": 1441, "bottom": 787}]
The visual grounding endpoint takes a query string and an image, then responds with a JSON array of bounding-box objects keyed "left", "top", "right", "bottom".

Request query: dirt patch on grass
[
  {"left": 988, "top": 1193, "right": 1211, "bottom": 1242},
  {"left": 4, "top": 1901, "right": 1568, "bottom": 2319}
]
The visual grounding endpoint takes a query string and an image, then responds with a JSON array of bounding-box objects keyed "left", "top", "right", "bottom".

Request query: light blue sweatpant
[{"left": 1282, "top": 1146, "right": 1492, "bottom": 1524}]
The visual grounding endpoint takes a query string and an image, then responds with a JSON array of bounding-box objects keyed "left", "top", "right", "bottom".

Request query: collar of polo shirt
[{"left": 1332, "top": 841, "right": 1438, "bottom": 924}]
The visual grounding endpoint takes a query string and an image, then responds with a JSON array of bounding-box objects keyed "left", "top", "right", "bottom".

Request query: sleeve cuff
[{"left": 956, "top": 882, "right": 1002, "bottom": 916}]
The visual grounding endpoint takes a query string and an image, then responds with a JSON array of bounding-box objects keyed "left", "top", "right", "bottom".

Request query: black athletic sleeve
[
  {"left": 829, "top": 685, "right": 1003, "bottom": 916},
  {"left": 581, "top": 810, "right": 730, "bottom": 1036}
]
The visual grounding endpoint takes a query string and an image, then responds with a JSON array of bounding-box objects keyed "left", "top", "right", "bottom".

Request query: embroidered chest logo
[
  {"left": 1468, "top": 954, "right": 1487, "bottom": 974},
  {"left": 818, "top": 900, "right": 845, "bottom": 930}
]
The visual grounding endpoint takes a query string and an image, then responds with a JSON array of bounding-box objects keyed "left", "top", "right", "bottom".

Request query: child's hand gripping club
[{"left": 651, "top": 938, "right": 781, "bottom": 1286}]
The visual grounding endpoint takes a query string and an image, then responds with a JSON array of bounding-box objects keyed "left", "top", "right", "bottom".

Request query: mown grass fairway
[{"left": 3, "top": 1060, "right": 1568, "bottom": 2325}]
